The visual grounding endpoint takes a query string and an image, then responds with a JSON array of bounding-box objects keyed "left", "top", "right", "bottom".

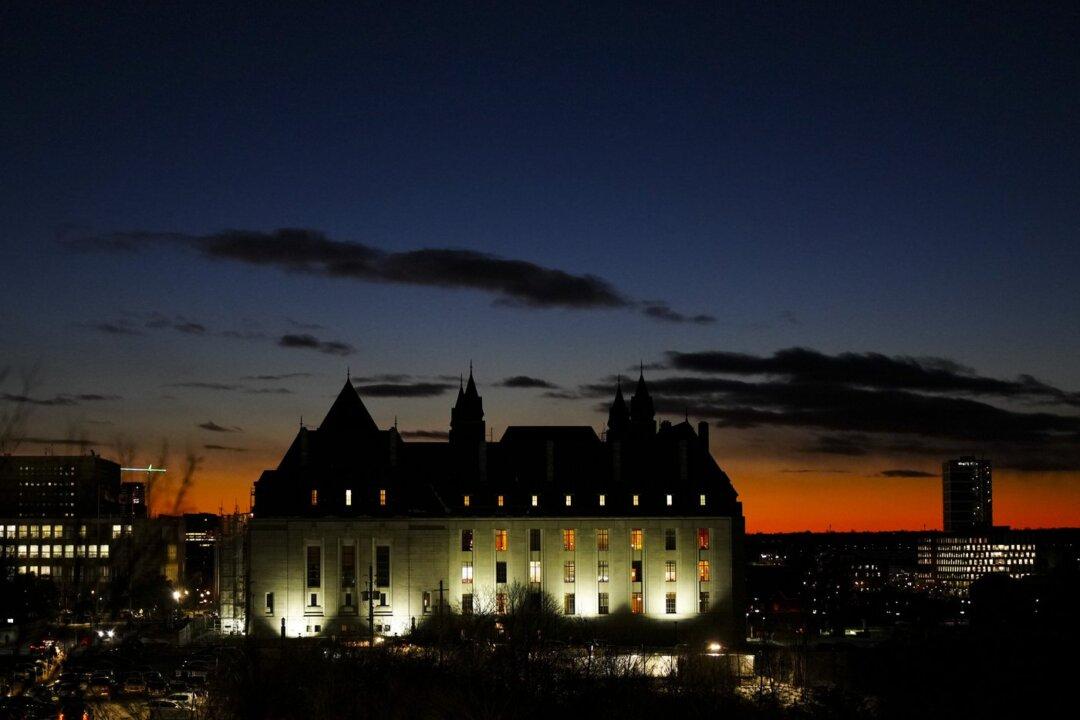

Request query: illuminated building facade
[
  {"left": 917, "top": 533, "right": 1038, "bottom": 596},
  {"left": 943, "top": 457, "right": 992, "bottom": 533},
  {"left": 247, "top": 372, "right": 745, "bottom": 641}
]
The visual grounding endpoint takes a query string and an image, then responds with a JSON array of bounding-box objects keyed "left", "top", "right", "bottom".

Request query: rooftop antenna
[
  {"left": 394, "top": 415, "right": 399, "bottom": 431},
  {"left": 347, "top": 366, "right": 350, "bottom": 381}
]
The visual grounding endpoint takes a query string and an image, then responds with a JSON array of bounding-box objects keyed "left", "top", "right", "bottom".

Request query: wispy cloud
[
  {"left": 204, "top": 444, "right": 247, "bottom": 452},
  {"left": 197, "top": 420, "right": 243, "bottom": 433},
  {"left": 1, "top": 392, "right": 119, "bottom": 406},
  {"left": 278, "top": 333, "right": 354, "bottom": 356},
  {"left": 66, "top": 228, "right": 713, "bottom": 322},
  {"left": 877, "top": 469, "right": 938, "bottom": 478},
  {"left": 496, "top": 376, "right": 559, "bottom": 389},
  {"left": 354, "top": 382, "right": 455, "bottom": 398}
]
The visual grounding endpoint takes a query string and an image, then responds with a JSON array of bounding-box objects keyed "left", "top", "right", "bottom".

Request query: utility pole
[{"left": 368, "top": 563, "right": 375, "bottom": 647}]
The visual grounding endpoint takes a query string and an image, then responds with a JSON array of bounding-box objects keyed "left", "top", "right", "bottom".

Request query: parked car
[
  {"left": 87, "top": 676, "right": 112, "bottom": 699},
  {"left": 120, "top": 674, "right": 146, "bottom": 695}
]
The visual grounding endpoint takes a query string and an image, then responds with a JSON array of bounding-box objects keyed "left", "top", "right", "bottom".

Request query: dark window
[
  {"left": 265, "top": 592, "right": 274, "bottom": 613},
  {"left": 461, "top": 529, "right": 474, "bottom": 552},
  {"left": 375, "top": 545, "right": 390, "bottom": 587},
  {"left": 699, "top": 591, "right": 710, "bottom": 613},
  {"left": 306, "top": 546, "right": 321, "bottom": 588},
  {"left": 665, "top": 529, "right": 677, "bottom": 551},
  {"left": 598, "top": 592, "right": 609, "bottom": 615},
  {"left": 344, "top": 591, "right": 353, "bottom": 608},
  {"left": 462, "top": 593, "right": 474, "bottom": 615},
  {"left": 309, "top": 592, "right": 318, "bottom": 607},
  {"left": 496, "top": 560, "right": 507, "bottom": 584},
  {"left": 563, "top": 593, "right": 575, "bottom": 615},
  {"left": 529, "top": 528, "right": 542, "bottom": 551},
  {"left": 341, "top": 544, "right": 355, "bottom": 587},
  {"left": 666, "top": 592, "right": 677, "bottom": 614},
  {"left": 631, "top": 560, "right": 642, "bottom": 583},
  {"left": 422, "top": 591, "right": 432, "bottom": 614}
]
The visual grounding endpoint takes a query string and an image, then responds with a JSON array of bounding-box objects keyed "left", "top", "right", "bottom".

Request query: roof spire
[{"left": 347, "top": 366, "right": 350, "bottom": 381}]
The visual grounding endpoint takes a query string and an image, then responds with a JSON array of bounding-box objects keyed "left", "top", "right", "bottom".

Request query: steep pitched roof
[{"left": 319, "top": 379, "right": 379, "bottom": 434}]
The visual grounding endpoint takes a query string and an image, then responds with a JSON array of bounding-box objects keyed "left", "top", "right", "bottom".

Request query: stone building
[{"left": 247, "top": 371, "right": 745, "bottom": 642}]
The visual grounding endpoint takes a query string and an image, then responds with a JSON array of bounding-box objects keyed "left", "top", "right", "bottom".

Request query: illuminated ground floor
[{"left": 248, "top": 515, "right": 743, "bottom": 642}]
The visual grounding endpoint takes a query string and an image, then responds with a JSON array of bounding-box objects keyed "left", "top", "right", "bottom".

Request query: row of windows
[
  {"left": 464, "top": 527, "right": 711, "bottom": 552},
  {"left": 308, "top": 489, "right": 710, "bottom": 509},
  {"left": 452, "top": 590, "right": 711, "bottom": 616},
  {"left": 0, "top": 524, "right": 131, "bottom": 540},
  {"left": 1, "top": 544, "right": 110, "bottom": 558},
  {"left": 462, "top": 558, "right": 711, "bottom": 584}
]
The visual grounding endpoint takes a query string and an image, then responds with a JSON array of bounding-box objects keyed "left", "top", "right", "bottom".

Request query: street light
[{"left": 172, "top": 590, "right": 181, "bottom": 602}]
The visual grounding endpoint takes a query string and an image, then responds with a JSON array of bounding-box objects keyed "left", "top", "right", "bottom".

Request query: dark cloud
[
  {"left": 352, "top": 374, "right": 413, "bottom": 384},
  {"left": 641, "top": 302, "right": 716, "bottom": 325},
  {"left": 666, "top": 347, "right": 1080, "bottom": 406},
  {"left": 204, "top": 444, "right": 247, "bottom": 452},
  {"left": 12, "top": 437, "right": 99, "bottom": 447},
  {"left": 354, "top": 382, "right": 455, "bottom": 398},
  {"left": 170, "top": 382, "right": 241, "bottom": 391},
  {"left": 67, "top": 228, "right": 710, "bottom": 321},
  {"left": 1, "top": 392, "right": 117, "bottom": 406},
  {"left": 242, "top": 373, "right": 313, "bottom": 381},
  {"left": 779, "top": 468, "right": 851, "bottom": 474},
  {"left": 198, "top": 421, "right": 242, "bottom": 433},
  {"left": 90, "top": 321, "right": 143, "bottom": 336},
  {"left": 801, "top": 434, "right": 870, "bottom": 456},
  {"left": 146, "top": 313, "right": 208, "bottom": 335},
  {"left": 243, "top": 387, "right": 293, "bottom": 395},
  {"left": 278, "top": 333, "right": 354, "bottom": 356},
  {"left": 541, "top": 390, "right": 587, "bottom": 400},
  {"left": 878, "top": 469, "right": 938, "bottom": 478},
  {"left": 399, "top": 429, "right": 450, "bottom": 440},
  {"left": 497, "top": 376, "right": 558, "bottom": 389}
]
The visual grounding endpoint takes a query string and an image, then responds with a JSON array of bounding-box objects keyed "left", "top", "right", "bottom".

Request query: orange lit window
[
  {"left": 310, "top": 489, "right": 318, "bottom": 506},
  {"left": 497, "top": 495, "right": 504, "bottom": 507},
  {"left": 463, "top": 495, "right": 470, "bottom": 508},
  {"left": 562, "top": 529, "right": 576, "bottom": 551},
  {"left": 630, "top": 529, "right": 643, "bottom": 550},
  {"left": 379, "top": 489, "right": 387, "bottom": 506},
  {"left": 631, "top": 592, "right": 643, "bottom": 614},
  {"left": 495, "top": 529, "right": 508, "bottom": 552},
  {"left": 698, "top": 560, "right": 710, "bottom": 582},
  {"left": 697, "top": 528, "right": 710, "bottom": 550}
]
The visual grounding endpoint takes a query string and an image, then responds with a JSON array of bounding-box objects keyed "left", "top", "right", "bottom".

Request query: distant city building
[
  {"left": 943, "top": 457, "right": 992, "bottom": 532},
  {"left": 183, "top": 512, "right": 221, "bottom": 600},
  {"left": 119, "top": 481, "right": 148, "bottom": 520},
  {"left": 247, "top": 372, "right": 745, "bottom": 641},
  {"left": 918, "top": 531, "right": 1038, "bottom": 596},
  {"left": 0, "top": 454, "right": 121, "bottom": 519},
  {"left": 0, "top": 454, "right": 184, "bottom": 613}
]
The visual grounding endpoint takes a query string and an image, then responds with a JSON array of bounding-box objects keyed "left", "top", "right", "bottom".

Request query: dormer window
[
  {"left": 666, "top": 494, "right": 673, "bottom": 507},
  {"left": 599, "top": 494, "right": 606, "bottom": 507},
  {"left": 310, "top": 489, "right": 318, "bottom": 507},
  {"left": 345, "top": 489, "right": 352, "bottom": 507},
  {"left": 699, "top": 493, "right": 707, "bottom": 507},
  {"left": 463, "top": 495, "right": 471, "bottom": 508},
  {"left": 632, "top": 494, "right": 639, "bottom": 507},
  {"left": 497, "top": 495, "right": 504, "bottom": 507},
  {"left": 565, "top": 494, "right": 572, "bottom": 507},
  {"left": 379, "top": 489, "right": 387, "bottom": 507},
  {"left": 531, "top": 494, "right": 539, "bottom": 507}
]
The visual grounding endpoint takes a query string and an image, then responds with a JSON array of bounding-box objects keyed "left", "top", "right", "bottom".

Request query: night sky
[{"left": 3, "top": 2, "right": 1078, "bottom": 530}]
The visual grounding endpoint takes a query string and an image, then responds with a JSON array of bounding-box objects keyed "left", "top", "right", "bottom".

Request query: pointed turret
[
  {"left": 320, "top": 378, "right": 379, "bottom": 434},
  {"left": 607, "top": 376, "right": 630, "bottom": 441},
  {"left": 630, "top": 369, "right": 656, "bottom": 438},
  {"left": 450, "top": 365, "right": 485, "bottom": 445}
]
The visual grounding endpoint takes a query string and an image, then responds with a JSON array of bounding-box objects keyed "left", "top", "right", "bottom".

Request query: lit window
[
  {"left": 563, "top": 593, "right": 576, "bottom": 615},
  {"left": 529, "top": 560, "right": 542, "bottom": 583},
  {"left": 666, "top": 494, "right": 673, "bottom": 507},
  {"left": 699, "top": 494, "right": 706, "bottom": 507},
  {"left": 631, "top": 560, "right": 642, "bottom": 582},
  {"left": 665, "top": 592, "right": 676, "bottom": 614},
  {"left": 379, "top": 489, "right": 387, "bottom": 506},
  {"left": 562, "top": 529, "right": 576, "bottom": 551},
  {"left": 497, "top": 495, "right": 504, "bottom": 507},
  {"left": 112, "top": 525, "right": 121, "bottom": 539},
  {"left": 496, "top": 593, "right": 508, "bottom": 614},
  {"left": 596, "top": 529, "right": 609, "bottom": 551},
  {"left": 564, "top": 560, "right": 575, "bottom": 583},
  {"left": 565, "top": 494, "right": 572, "bottom": 507},
  {"left": 698, "top": 560, "right": 710, "bottom": 582},
  {"left": 630, "top": 529, "right": 643, "bottom": 550},
  {"left": 631, "top": 592, "right": 643, "bottom": 614},
  {"left": 597, "top": 560, "right": 609, "bottom": 582},
  {"left": 310, "top": 489, "right": 318, "bottom": 506},
  {"left": 463, "top": 495, "right": 471, "bottom": 508},
  {"left": 697, "top": 528, "right": 710, "bottom": 550},
  {"left": 345, "top": 489, "right": 352, "bottom": 506},
  {"left": 632, "top": 494, "right": 639, "bottom": 507},
  {"left": 598, "top": 494, "right": 606, "bottom": 507},
  {"left": 461, "top": 561, "right": 473, "bottom": 584},
  {"left": 598, "top": 592, "right": 610, "bottom": 615},
  {"left": 495, "top": 529, "right": 508, "bottom": 552},
  {"left": 531, "top": 494, "right": 539, "bottom": 507},
  {"left": 665, "top": 561, "right": 677, "bottom": 582}
]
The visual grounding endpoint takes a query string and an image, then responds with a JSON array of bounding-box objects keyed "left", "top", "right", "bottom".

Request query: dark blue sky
[{"left": 2, "top": 2, "right": 1078, "bottom": 527}]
